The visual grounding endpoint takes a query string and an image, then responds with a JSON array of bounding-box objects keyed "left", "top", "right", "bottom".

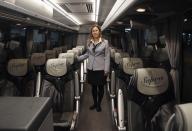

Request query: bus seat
[
  {"left": 144, "top": 26, "right": 158, "bottom": 45},
  {"left": 114, "top": 52, "right": 122, "bottom": 65},
  {"left": 6, "top": 59, "right": 35, "bottom": 96},
  {"left": 7, "top": 40, "right": 20, "bottom": 50},
  {"left": 45, "top": 50, "right": 56, "bottom": 59},
  {"left": 141, "top": 45, "right": 154, "bottom": 67},
  {"left": 53, "top": 47, "right": 63, "bottom": 57},
  {"left": 165, "top": 103, "right": 192, "bottom": 131},
  {"left": 122, "top": 57, "right": 143, "bottom": 75},
  {"left": 127, "top": 68, "right": 174, "bottom": 131},
  {"left": 59, "top": 53, "right": 75, "bottom": 65},
  {"left": 30, "top": 53, "right": 47, "bottom": 96},
  {"left": 72, "top": 48, "right": 81, "bottom": 56},
  {"left": 31, "top": 53, "right": 46, "bottom": 72},
  {"left": 41, "top": 58, "right": 76, "bottom": 128}
]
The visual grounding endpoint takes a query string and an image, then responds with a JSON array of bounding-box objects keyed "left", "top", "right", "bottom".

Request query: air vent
[
  {"left": 60, "top": 3, "right": 93, "bottom": 13},
  {"left": 86, "top": 3, "right": 93, "bottom": 13}
]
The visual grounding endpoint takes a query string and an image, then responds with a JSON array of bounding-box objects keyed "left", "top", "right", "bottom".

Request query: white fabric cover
[
  {"left": 58, "top": 53, "right": 74, "bottom": 65},
  {"left": 53, "top": 47, "right": 63, "bottom": 55},
  {"left": 46, "top": 58, "right": 67, "bottom": 77},
  {"left": 114, "top": 52, "right": 122, "bottom": 65},
  {"left": 76, "top": 46, "right": 85, "bottom": 52},
  {"left": 45, "top": 50, "right": 56, "bottom": 59},
  {"left": 8, "top": 40, "right": 20, "bottom": 50},
  {"left": 75, "top": 47, "right": 83, "bottom": 54},
  {"left": 72, "top": 48, "right": 80, "bottom": 56},
  {"left": 144, "top": 26, "right": 158, "bottom": 44},
  {"left": 136, "top": 68, "right": 168, "bottom": 95},
  {"left": 8, "top": 59, "right": 28, "bottom": 76},
  {"left": 67, "top": 50, "right": 77, "bottom": 56},
  {"left": 110, "top": 48, "right": 116, "bottom": 59},
  {"left": 122, "top": 58, "right": 143, "bottom": 75},
  {"left": 31, "top": 53, "right": 46, "bottom": 66},
  {"left": 176, "top": 103, "right": 192, "bottom": 131}
]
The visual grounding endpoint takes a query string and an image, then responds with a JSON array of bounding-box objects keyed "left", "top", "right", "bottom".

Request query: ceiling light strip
[
  {"left": 95, "top": 0, "right": 100, "bottom": 22},
  {"left": 43, "top": 0, "right": 81, "bottom": 25},
  {"left": 0, "top": 0, "right": 78, "bottom": 30},
  {"left": 101, "top": 0, "right": 136, "bottom": 31}
]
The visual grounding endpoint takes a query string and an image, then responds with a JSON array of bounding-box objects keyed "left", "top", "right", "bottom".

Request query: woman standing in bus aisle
[{"left": 77, "top": 24, "right": 110, "bottom": 112}]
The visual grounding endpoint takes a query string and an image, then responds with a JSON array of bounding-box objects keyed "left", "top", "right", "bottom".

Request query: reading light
[
  {"left": 16, "top": 23, "right": 21, "bottom": 26},
  {"left": 42, "top": 0, "right": 81, "bottom": 25},
  {"left": 116, "top": 21, "right": 123, "bottom": 24},
  {"left": 136, "top": 8, "right": 146, "bottom": 12},
  {"left": 184, "top": 18, "right": 188, "bottom": 22}
]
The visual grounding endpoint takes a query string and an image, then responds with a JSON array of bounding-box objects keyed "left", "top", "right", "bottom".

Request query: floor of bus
[{"left": 75, "top": 83, "right": 118, "bottom": 131}]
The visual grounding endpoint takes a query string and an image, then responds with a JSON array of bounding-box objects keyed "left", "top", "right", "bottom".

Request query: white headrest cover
[
  {"left": 114, "top": 53, "right": 122, "bottom": 64},
  {"left": 58, "top": 53, "right": 74, "bottom": 65},
  {"left": 67, "top": 50, "right": 76, "bottom": 56},
  {"left": 136, "top": 68, "right": 168, "bottom": 95},
  {"left": 110, "top": 49, "right": 116, "bottom": 59},
  {"left": 45, "top": 50, "right": 56, "bottom": 59},
  {"left": 122, "top": 58, "right": 143, "bottom": 75},
  {"left": 31, "top": 53, "right": 46, "bottom": 66},
  {"left": 75, "top": 47, "right": 83, "bottom": 54},
  {"left": 76, "top": 46, "right": 84, "bottom": 52},
  {"left": 53, "top": 47, "right": 62, "bottom": 55},
  {"left": 176, "top": 103, "right": 192, "bottom": 131},
  {"left": 46, "top": 58, "right": 67, "bottom": 77},
  {"left": 9, "top": 40, "right": 20, "bottom": 50},
  {"left": 145, "top": 26, "right": 158, "bottom": 44},
  {"left": 8, "top": 59, "right": 28, "bottom": 76},
  {"left": 72, "top": 48, "right": 80, "bottom": 56}
]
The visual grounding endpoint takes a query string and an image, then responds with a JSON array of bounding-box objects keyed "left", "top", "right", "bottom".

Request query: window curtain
[
  {"left": 121, "top": 35, "right": 126, "bottom": 52},
  {"left": 164, "top": 14, "right": 183, "bottom": 103},
  {"left": 126, "top": 32, "right": 132, "bottom": 55}
]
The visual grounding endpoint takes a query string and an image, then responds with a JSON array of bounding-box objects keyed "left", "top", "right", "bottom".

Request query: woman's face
[{"left": 92, "top": 26, "right": 100, "bottom": 39}]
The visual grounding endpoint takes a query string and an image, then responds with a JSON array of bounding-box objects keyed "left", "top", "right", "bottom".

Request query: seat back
[
  {"left": 122, "top": 57, "right": 143, "bottom": 75},
  {"left": 7, "top": 59, "right": 35, "bottom": 96},
  {"left": 144, "top": 26, "right": 158, "bottom": 44},
  {"left": 45, "top": 50, "right": 56, "bottom": 59},
  {"left": 58, "top": 53, "right": 75, "bottom": 65},
  {"left": 41, "top": 58, "right": 74, "bottom": 112},
  {"left": 7, "top": 40, "right": 23, "bottom": 58},
  {"left": 53, "top": 47, "right": 63, "bottom": 57},
  {"left": 114, "top": 52, "right": 122, "bottom": 65},
  {"left": 127, "top": 68, "right": 174, "bottom": 131},
  {"left": 30, "top": 53, "right": 47, "bottom": 96},
  {"left": 31, "top": 53, "right": 46, "bottom": 72}
]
